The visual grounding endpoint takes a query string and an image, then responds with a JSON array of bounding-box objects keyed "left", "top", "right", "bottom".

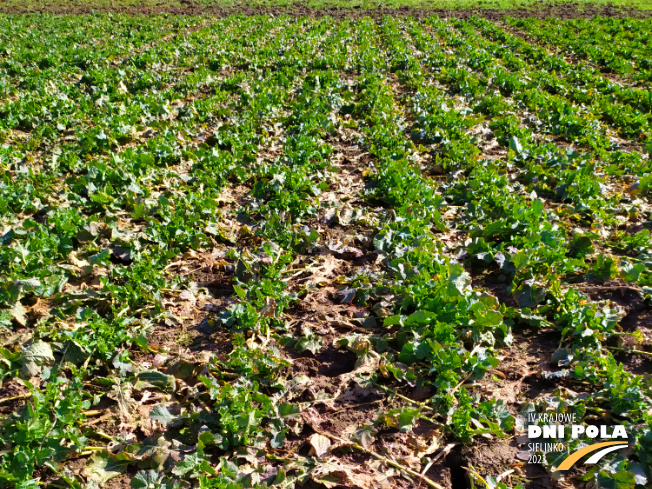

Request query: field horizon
[{"left": 0, "top": 0, "right": 652, "bottom": 15}]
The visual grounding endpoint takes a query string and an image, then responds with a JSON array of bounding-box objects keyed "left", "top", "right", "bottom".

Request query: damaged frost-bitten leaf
[
  {"left": 149, "top": 405, "right": 177, "bottom": 426},
  {"left": 308, "top": 433, "right": 332, "bottom": 457},
  {"left": 19, "top": 341, "right": 54, "bottom": 378},
  {"left": 127, "top": 434, "right": 175, "bottom": 470},
  {"left": 296, "top": 327, "right": 322, "bottom": 355},
  {"left": 136, "top": 370, "right": 176, "bottom": 392},
  {"left": 82, "top": 452, "right": 131, "bottom": 486},
  {"left": 131, "top": 470, "right": 165, "bottom": 489},
  {"left": 311, "top": 459, "right": 380, "bottom": 489},
  {"left": 108, "top": 379, "right": 138, "bottom": 421},
  {"left": 10, "top": 302, "right": 28, "bottom": 327},
  {"left": 352, "top": 423, "right": 376, "bottom": 448},
  {"left": 446, "top": 263, "right": 470, "bottom": 297},
  {"left": 551, "top": 347, "right": 573, "bottom": 367}
]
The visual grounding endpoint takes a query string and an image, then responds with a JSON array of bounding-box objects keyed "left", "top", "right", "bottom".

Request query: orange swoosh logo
[{"left": 556, "top": 441, "right": 626, "bottom": 471}]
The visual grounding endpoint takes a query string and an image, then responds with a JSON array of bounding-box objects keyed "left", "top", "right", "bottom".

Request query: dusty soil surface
[{"left": 1, "top": 1, "right": 651, "bottom": 18}]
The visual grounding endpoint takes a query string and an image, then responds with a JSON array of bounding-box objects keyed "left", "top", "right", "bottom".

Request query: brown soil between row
[{"left": 1, "top": 1, "right": 651, "bottom": 18}]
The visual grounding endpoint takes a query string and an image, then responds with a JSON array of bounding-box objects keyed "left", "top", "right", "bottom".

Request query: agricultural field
[{"left": 0, "top": 8, "right": 652, "bottom": 489}]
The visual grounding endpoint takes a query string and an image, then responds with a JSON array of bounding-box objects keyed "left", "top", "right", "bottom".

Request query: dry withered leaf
[
  {"left": 107, "top": 380, "right": 138, "bottom": 422},
  {"left": 312, "top": 458, "right": 385, "bottom": 489},
  {"left": 308, "top": 433, "right": 332, "bottom": 458}
]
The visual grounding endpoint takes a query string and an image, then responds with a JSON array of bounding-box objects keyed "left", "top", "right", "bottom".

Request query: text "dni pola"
[{"left": 529, "top": 424, "right": 627, "bottom": 440}]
